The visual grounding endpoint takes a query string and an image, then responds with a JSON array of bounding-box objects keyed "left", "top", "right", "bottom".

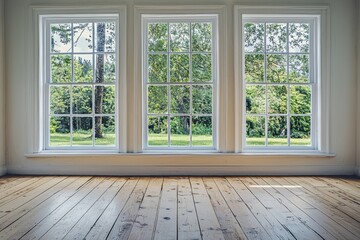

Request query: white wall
[
  {"left": 0, "top": 0, "right": 6, "bottom": 176},
  {"left": 4, "top": 0, "right": 359, "bottom": 176}
]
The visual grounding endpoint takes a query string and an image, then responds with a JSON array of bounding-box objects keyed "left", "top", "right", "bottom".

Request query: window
[
  {"left": 142, "top": 15, "right": 218, "bottom": 150},
  {"left": 242, "top": 15, "right": 319, "bottom": 150},
  {"left": 43, "top": 15, "right": 119, "bottom": 149}
]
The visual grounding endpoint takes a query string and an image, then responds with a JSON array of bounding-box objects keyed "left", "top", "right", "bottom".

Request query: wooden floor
[{"left": 0, "top": 177, "right": 359, "bottom": 240}]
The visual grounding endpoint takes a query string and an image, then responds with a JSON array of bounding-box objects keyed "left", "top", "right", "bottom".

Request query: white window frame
[
  {"left": 134, "top": 6, "right": 227, "bottom": 153},
  {"left": 28, "top": 6, "right": 127, "bottom": 153},
  {"left": 234, "top": 6, "right": 330, "bottom": 153},
  {"left": 142, "top": 15, "right": 218, "bottom": 150}
]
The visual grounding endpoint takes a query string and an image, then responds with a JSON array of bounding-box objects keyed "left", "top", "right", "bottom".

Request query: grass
[
  {"left": 50, "top": 133, "right": 311, "bottom": 147},
  {"left": 50, "top": 132, "right": 115, "bottom": 146}
]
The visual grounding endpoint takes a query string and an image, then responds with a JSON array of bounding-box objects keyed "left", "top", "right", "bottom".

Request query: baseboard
[
  {"left": 0, "top": 166, "right": 6, "bottom": 176},
  {"left": 7, "top": 165, "right": 355, "bottom": 176}
]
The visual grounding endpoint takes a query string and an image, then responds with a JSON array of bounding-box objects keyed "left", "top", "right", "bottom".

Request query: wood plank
[
  {"left": 17, "top": 177, "right": 103, "bottom": 240},
  {"left": 226, "top": 177, "right": 296, "bottom": 240},
  {"left": 318, "top": 177, "right": 360, "bottom": 199},
  {"left": 287, "top": 177, "right": 360, "bottom": 234},
  {"left": 297, "top": 177, "right": 360, "bottom": 221},
  {"left": 216, "top": 177, "right": 270, "bottom": 240},
  {"left": 84, "top": 178, "right": 139, "bottom": 240},
  {"left": 203, "top": 178, "right": 247, "bottom": 240},
  {"left": 0, "top": 177, "right": 66, "bottom": 215},
  {"left": 0, "top": 177, "right": 45, "bottom": 204},
  {"left": 61, "top": 178, "right": 127, "bottom": 240},
  {"left": 177, "top": 177, "right": 202, "bottom": 240},
  {"left": 127, "top": 178, "right": 164, "bottom": 240},
  {"left": 106, "top": 178, "right": 150, "bottom": 240},
  {"left": 0, "top": 177, "right": 92, "bottom": 240},
  {"left": 190, "top": 177, "right": 225, "bottom": 240},
  {"left": 255, "top": 177, "right": 337, "bottom": 240},
  {"left": 241, "top": 177, "right": 323, "bottom": 240},
  {"left": 0, "top": 177, "right": 78, "bottom": 227},
  {"left": 40, "top": 178, "right": 117, "bottom": 240},
  {"left": 154, "top": 178, "right": 178, "bottom": 240},
  {"left": 0, "top": 177, "right": 29, "bottom": 190},
  {"left": 274, "top": 177, "right": 360, "bottom": 240}
]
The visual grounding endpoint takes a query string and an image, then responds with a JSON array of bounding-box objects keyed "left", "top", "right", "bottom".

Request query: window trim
[
  {"left": 134, "top": 6, "right": 227, "bottom": 153},
  {"left": 234, "top": 5, "right": 330, "bottom": 153},
  {"left": 28, "top": 5, "right": 127, "bottom": 153},
  {"left": 141, "top": 14, "right": 218, "bottom": 150}
]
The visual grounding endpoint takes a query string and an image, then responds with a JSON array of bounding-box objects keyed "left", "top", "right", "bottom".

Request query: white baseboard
[
  {"left": 7, "top": 165, "right": 355, "bottom": 176},
  {"left": 0, "top": 166, "right": 6, "bottom": 176}
]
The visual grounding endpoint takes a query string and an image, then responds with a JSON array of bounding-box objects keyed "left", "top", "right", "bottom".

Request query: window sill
[{"left": 25, "top": 151, "right": 336, "bottom": 158}]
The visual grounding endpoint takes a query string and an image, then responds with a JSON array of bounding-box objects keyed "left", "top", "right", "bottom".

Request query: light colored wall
[
  {"left": 4, "top": 0, "right": 359, "bottom": 175},
  {"left": 0, "top": 0, "right": 6, "bottom": 176}
]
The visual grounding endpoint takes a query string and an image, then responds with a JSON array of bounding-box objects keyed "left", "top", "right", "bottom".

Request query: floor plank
[
  {"left": 177, "top": 177, "right": 202, "bottom": 240},
  {"left": 0, "top": 176, "right": 358, "bottom": 240}
]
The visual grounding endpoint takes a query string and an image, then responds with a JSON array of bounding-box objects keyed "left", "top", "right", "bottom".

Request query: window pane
[
  {"left": 170, "top": 116, "right": 190, "bottom": 146},
  {"left": 95, "top": 22, "right": 116, "bottom": 52},
  {"left": 148, "top": 116, "right": 168, "bottom": 146},
  {"left": 170, "top": 54, "right": 189, "bottom": 82},
  {"left": 244, "top": 23, "right": 264, "bottom": 53},
  {"left": 95, "top": 116, "right": 115, "bottom": 146},
  {"left": 170, "top": 23, "right": 190, "bottom": 52},
  {"left": 289, "top": 23, "right": 309, "bottom": 53},
  {"left": 266, "top": 54, "right": 287, "bottom": 83},
  {"left": 50, "top": 23, "right": 72, "bottom": 53},
  {"left": 95, "top": 54, "right": 116, "bottom": 83},
  {"left": 268, "top": 85, "right": 288, "bottom": 114},
  {"left": 246, "top": 116, "right": 265, "bottom": 146},
  {"left": 192, "top": 116, "right": 212, "bottom": 146},
  {"left": 170, "top": 85, "right": 190, "bottom": 114},
  {"left": 192, "top": 85, "right": 212, "bottom": 114},
  {"left": 246, "top": 85, "right": 265, "bottom": 114},
  {"left": 290, "top": 116, "right": 311, "bottom": 146},
  {"left": 192, "top": 53, "right": 212, "bottom": 82},
  {"left": 245, "top": 54, "right": 264, "bottom": 83},
  {"left": 74, "top": 54, "right": 93, "bottom": 83},
  {"left": 148, "top": 54, "right": 167, "bottom": 83},
  {"left": 72, "top": 86, "right": 93, "bottom": 114},
  {"left": 268, "top": 116, "right": 287, "bottom": 146},
  {"left": 290, "top": 86, "right": 311, "bottom": 114},
  {"left": 289, "top": 54, "right": 309, "bottom": 83},
  {"left": 266, "top": 23, "right": 287, "bottom": 53},
  {"left": 192, "top": 23, "right": 212, "bottom": 52},
  {"left": 50, "top": 117, "right": 70, "bottom": 146},
  {"left": 51, "top": 55, "right": 72, "bottom": 83},
  {"left": 148, "top": 23, "right": 168, "bottom": 52},
  {"left": 50, "top": 86, "right": 70, "bottom": 114},
  {"left": 72, "top": 117, "right": 93, "bottom": 145},
  {"left": 95, "top": 86, "right": 115, "bottom": 114},
  {"left": 73, "top": 23, "right": 93, "bottom": 53},
  {"left": 148, "top": 86, "right": 168, "bottom": 114}
]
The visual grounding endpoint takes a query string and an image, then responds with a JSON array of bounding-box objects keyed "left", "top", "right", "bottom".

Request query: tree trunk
[{"left": 95, "top": 23, "right": 105, "bottom": 138}]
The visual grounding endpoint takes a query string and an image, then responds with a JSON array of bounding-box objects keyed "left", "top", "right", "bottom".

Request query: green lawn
[
  {"left": 50, "top": 133, "right": 310, "bottom": 147},
  {"left": 50, "top": 132, "right": 115, "bottom": 146}
]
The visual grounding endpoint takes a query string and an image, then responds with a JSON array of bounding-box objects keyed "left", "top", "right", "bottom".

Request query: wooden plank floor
[{"left": 0, "top": 176, "right": 359, "bottom": 240}]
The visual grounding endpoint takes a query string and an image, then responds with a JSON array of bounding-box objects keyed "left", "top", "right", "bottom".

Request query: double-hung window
[
  {"left": 43, "top": 15, "right": 119, "bottom": 149},
  {"left": 242, "top": 15, "right": 320, "bottom": 150},
  {"left": 142, "top": 15, "right": 218, "bottom": 150}
]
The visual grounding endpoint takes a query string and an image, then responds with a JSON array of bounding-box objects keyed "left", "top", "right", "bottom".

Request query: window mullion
[
  {"left": 286, "top": 22, "right": 290, "bottom": 147},
  {"left": 189, "top": 21, "right": 193, "bottom": 147},
  {"left": 264, "top": 22, "right": 268, "bottom": 147},
  {"left": 167, "top": 22, "right": 171, "bottom": 147}
]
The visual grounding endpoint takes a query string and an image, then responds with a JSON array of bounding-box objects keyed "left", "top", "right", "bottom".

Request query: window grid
[
  {"left": 243, "top": 20, "right": 314, "bottom": 149},
  {"left": 144, "top": 18, "right": 216, "bottom": 149},
  {"left": 46, "top": 20, "right": 118, "bottom": 149}
]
